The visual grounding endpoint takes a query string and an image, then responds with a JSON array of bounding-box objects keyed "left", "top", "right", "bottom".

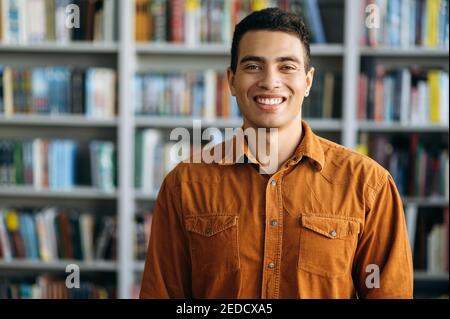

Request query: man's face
[{"left": 228, "top": 30, "right": 314, "bottom": 130}]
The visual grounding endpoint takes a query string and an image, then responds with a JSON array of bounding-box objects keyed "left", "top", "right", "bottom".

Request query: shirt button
[
  {"left": 268, "top": 262, "right": 275, "bottom": 269},
  {"left": 205, "top": 228, "right": 212, "bottom": 235},
  {"left": 270, "top": 219, "right": 278, "bottom": 226},
  {"left": 271, "top": 180, "right": 277, "bottom": 186},
  {"left": 329, "top": 230, "right": 337, "bottom": 237}
]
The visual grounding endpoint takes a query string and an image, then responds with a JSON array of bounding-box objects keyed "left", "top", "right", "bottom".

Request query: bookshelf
[
  {"left": 0, "top": 185, "right": 117, "bottom": 199},
  {"left": 357, "top": 121, "right": 449, "bottom": 132},
  {"left": 0, "top": 259, "right": 117, "bottom": 272},
  {"left": 0, "top": 42, "right": 118, "bottom": 53},
  {"left": 0, "top": 0, "right": 448, "bottom": 299},
  {"left": 135, "top": 43, "right": 345, "bottom": 55},
  {"left": 0, "top": 115, "right": 118, "bottom": 127},
  {"left": 359, "top": 47, "right": 450, "bottom": 57}
]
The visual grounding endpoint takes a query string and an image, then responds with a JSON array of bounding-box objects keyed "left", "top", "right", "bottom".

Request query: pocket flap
[
  {"left": 185, "top": 215, "right": 238, "bottom": 237},
  {"left": 301, "top": 215, "right": 360, "bottom": 239}
]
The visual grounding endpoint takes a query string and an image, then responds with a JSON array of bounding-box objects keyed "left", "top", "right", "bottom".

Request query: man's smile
[{"left": 252, "top": 94, "right": 287, "bottom": 111}]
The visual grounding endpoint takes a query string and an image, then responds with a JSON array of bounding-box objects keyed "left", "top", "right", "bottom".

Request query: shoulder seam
[{"left": 367, "top": 169, "right": 389, "bottom": 209}]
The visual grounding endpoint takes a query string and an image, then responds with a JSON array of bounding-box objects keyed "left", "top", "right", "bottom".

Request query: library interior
[{"left": 0, "top": 0, "right": 448, "bottom": 299}]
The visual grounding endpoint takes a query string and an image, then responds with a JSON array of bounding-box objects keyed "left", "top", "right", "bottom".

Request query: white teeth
[{"left": 255, "top": 97, "right": 283, "bottom": 105}]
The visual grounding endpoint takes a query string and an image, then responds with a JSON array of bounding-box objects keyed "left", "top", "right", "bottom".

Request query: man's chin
[{"left": 246, "top": 119, "right": 284, "bottom": 130}]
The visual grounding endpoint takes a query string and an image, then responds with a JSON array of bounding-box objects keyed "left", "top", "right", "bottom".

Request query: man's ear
[
  {"left": 306, "top": 67, "right": 315, "bottom": 93},
  {"left": 227, "top": 67, "right": 236, "bottom": 96}
]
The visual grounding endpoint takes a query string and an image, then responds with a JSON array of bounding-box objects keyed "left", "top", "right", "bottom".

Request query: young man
[{"left": 140, "top": 8, "right": 413, "bottom": 299}]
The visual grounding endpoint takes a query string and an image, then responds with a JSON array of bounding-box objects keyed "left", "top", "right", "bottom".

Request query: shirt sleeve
[
  {"left": 139, "top": 173, "right": 191, "bottom": 298},
  {"left": 353, "top": 172, "right": 414, "bottom": 298}
]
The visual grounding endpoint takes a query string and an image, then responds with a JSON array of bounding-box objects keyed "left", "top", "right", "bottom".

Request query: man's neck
[{"left": 244, "top": 118, "right": 303, "bottom": 174}]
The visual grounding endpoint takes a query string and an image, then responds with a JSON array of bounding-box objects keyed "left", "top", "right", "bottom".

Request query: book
[
  {"left": 0, "top": 137, "right": 117, "bottom": 191},
  {"left": 359, "top": 62, "right": 449, "bottom": 125},
  {"left": 1, "top": 0, "right": 116, "bottom": 44},
  {"left": 0, "top": 206, "right": 117, "bottom": 262},
  {"left": 134, "top": 70, "right": 240, "bottom": 118},
  {"left": 0, "top": 65, "right": 116, "bottom": 118},
  {"left": 362, "top": 0, "right": 449, "bottom": 48},
  {"left": 135, "top": 0, "right": 334, "bottom": 44},
  {"left": 89, "top": 140, "right": 116, "bottom": 191},
  {"left": 360, "top": 134, "right": 449, "bottom": 198},
  {"left": 0, "top": 274, "right": 115, "bottom": 299}
]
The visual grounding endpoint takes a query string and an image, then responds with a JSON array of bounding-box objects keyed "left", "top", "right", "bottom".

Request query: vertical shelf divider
[
  {"left": 118, "top": 0, "right": 136, "bottom": 299},
  {"left": 342, "top": 0, "right": 360, "bottom": 149}
]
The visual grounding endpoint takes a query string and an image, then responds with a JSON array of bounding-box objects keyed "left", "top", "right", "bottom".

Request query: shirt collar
[{"left": 217, "top": 120, "right": 325, "bottom": 171}]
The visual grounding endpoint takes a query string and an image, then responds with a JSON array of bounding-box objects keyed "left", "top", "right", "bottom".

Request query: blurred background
[{"left": 0, "top": 0, "right": 448, "bottom": 299}]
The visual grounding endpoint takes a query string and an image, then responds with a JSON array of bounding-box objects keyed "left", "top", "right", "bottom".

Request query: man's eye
[
  {"left": 281, "top": 65, "right": 297, "bottom": 71},
  {"left": 245, "top": 65, "right": 261, "bottom": 70}
]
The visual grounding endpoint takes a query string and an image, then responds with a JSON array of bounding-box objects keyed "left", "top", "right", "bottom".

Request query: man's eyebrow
[
  {"left": 239, "top": 55, "right": 301, "bottom": 64},
  {"left": 276, "top": 56, "right": 301, "bottom": 64},
  {"left": 239, "top": 55, "right": 265, "bottom": 64}
]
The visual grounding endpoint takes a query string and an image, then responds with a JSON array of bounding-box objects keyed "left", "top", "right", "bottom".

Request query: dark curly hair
[{"left": 230, "top": 7, "right": 311, "bottom": 74}]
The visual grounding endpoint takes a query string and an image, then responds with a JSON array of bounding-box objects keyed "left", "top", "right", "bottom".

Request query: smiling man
[{"left": 140, "top": 8, "right": 413, "bottom": 299}]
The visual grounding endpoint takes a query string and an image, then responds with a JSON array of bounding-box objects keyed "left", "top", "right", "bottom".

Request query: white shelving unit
[
  {"left": 358, "top": 121, "right": 450, "bottom": 133},
  {"left": 0, "top": 0, "right": 448, "bottom": 298},
  {"left": 414, "top": 271, "right": 450, "bottom": 282},
  {"left": 0, "top": 115, "right": 118, "bottom": 127},
  {"left": 0, "top": 186, "right": 117, "bottom": 199},
  {"left": 360, "top": 47, "right": 450, "bottom": 57},
  {"left": 0, "top": 260, "right": 117, "bottom": 272},
  {"left": 0, "top": 42, "right": 118, "bottom": 53}
]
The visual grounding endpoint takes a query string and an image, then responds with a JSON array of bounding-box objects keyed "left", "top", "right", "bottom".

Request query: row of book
[
  {"left": 302, "top": 71, "right": 342, "bottom": 119},
  {"left": 406, "top": 206, "right": 449, "bottom": 273},
  {"left": 134, "top": 128, "right": 227, "bottom": 194},
  {"left": 361, "top": 0, "right": 449, "bottom": 49},
  {"left": 0, "top": 275, "right": 115, "bottom": 298},
  {"left": 89, "top": 141, "right": 116, "bottom": 191},
  {"left": 127, "top": 68, "right": 340, "bottom": 119},
  {"left": 0, "top": 0, "right": 116, "bottom": 44},
  {"left": 135, "top": 0, "right": 339, "bottom": 44},
  {"left": 358, "top": 64, "right": 449, "bottom": 124},
  {"left": 0, "top": 139, "right": 116, "bottom": 191},
  {"left": 0, "top": 207, "right": 117, "bottom": 261},
  {"left": 359, "top": 133, "right": 449, "bottom": 198},
  {"left": 135, "top": 129, "right": 182, "bottom": 193},
  {"left": 134, "top": 71, "right": 240, "bottom": 118},
  {"left": 0, "top": 204, "right": 151, "bottom": 263},
  {"left": 134, "top": 212, "right": 152, "bottom": 261},
  {"left": 0, "top": 66, "right": 116, "bottom": 118}
]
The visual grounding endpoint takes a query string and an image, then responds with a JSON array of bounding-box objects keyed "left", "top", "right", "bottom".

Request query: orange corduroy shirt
[{"left": 140, "top": 120, "right": 413, "bottom": 299}]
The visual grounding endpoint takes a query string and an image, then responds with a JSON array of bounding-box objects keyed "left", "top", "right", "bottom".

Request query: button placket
[{"left": 262, "top": 174, "right": 283, "bottom": 298}]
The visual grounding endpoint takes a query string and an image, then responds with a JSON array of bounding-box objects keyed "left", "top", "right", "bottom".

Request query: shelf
[
  {"left": 0, "top": 259, "right": 117, "bottom": 272},
  {"left": 136, "top": 43, "right": 230, "bottom": 55},
  {"left": 403, "top": 197, "right": 449, "bottom": 207},
  {"left": 0, "top": 42, "right": 118, "bottom": 53},
  {"left": 358, "top": 121, "right": 449, "bottom": 132},
  {"left": 135, "top": 116, "right": 342, "bottom": 131},
  {"left": 360, "top": 47, "right": 450, "bottom": 57},
  {"left": 0, "top": 115, "right": 118, "bottom": 127},
  {"left": 135, "top": 190, "right": 158, "bottom": 201},
  {"left": 307, "top": 119, "right": 342, "bottom": 131},
  {"left": 414, "top": 271, "right": 449, "bottom": 281},
  {"left": 134, "top": 261, "right": 145, "bottom": 272},
  {"left": 136, "top": 43, "right": 344, "bottom": 56},
  {"left": 135, "top": 116, "right": 243, "bottom": 128},
  {"left": 0, "top": 186, "right": 117, "bottom": 200}
]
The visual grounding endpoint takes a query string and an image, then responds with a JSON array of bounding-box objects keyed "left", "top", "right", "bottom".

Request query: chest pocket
[
  {"left": 298, "top": 214, "right": 360, "bottom": 277},
  {"left": 185, "top": 214, "right": 240, "bottom": 274}
]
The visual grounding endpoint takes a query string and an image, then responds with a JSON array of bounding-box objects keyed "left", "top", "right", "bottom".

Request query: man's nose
[{"left": 257, "top": 67, "right": 281, "bottom": 90}]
